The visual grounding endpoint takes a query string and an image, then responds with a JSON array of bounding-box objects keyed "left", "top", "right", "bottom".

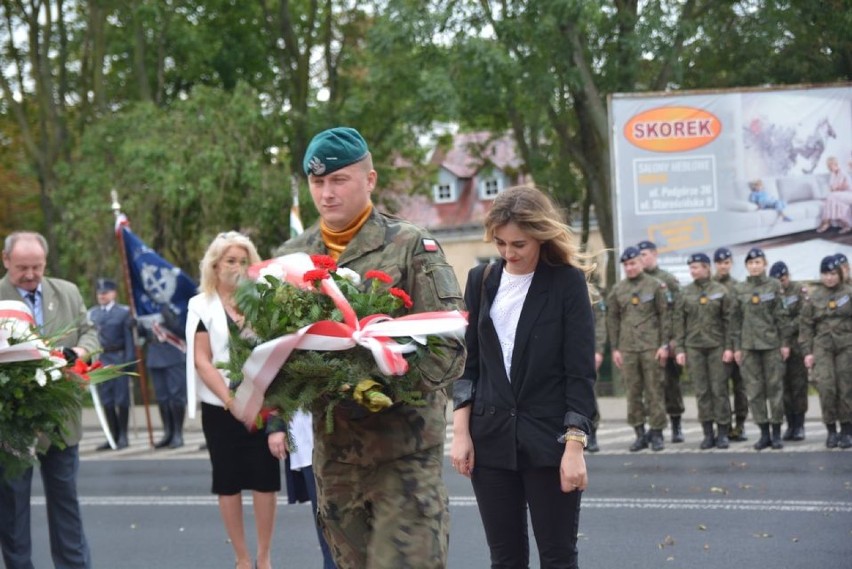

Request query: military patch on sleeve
[{"left": 422, "top": 238, "right": 439, "bottom": 252}]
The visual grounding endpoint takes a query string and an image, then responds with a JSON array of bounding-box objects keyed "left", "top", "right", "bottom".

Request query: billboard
[{"left": 609, "top": 83, "right": 852, "bottom": 282}]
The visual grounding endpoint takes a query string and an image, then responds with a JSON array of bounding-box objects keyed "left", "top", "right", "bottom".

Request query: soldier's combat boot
[
  {"left": 586, "top": 427, "right": 600, "bottom": 453},
  {"left": 716, "top": 423, "right": 730, "bottom": 449},
  {"left": 649, "top": 429, "right": 665, "bottom": 452},
  {"left": 791, "top": 413, "right": 805, "bottom": 441},
  {"left": 699, "top": 421, "right": 715, "bottom": 450},
  {"left": 826, "top": 423, "right": 839, "bottom": 449},
  {"left": 770, "top": 423, "right": 784, "bottom": 449},
  {"left": 670, "top": 415, "right": 685, "bottom": 443},
  {"left": 729, "top": 416, "right": 748, "bottom": 442},
  {"left": 154, "top": 403, "right": 173, "bottom": 449},
  {"left": 839, "top": 422, "right": 852, "bottom": 449},
  {"left": 96, "top": 407, "right": 119, "bottom": 451},
  {"left": 782, "top": 413, "right": 795, "bottom": 441},
  {"left": 169, "top": 403, "right": 186, "bottom": 449},
  {"left": 754, "top": 423, "right": 771, "bottom": 450},
  {"left": 630, "top": 425, "right": 648, "bottom": 452},
  {"left": 116, "top": 405, "right": 129, "bottom": 449}
]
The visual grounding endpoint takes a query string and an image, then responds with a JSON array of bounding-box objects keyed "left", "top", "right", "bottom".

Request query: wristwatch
[{"left": 558, "top": 429, "right": 588, "bottom": 448}]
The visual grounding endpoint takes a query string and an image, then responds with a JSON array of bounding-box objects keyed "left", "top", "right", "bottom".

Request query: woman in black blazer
[{"left": 451, "top": 186, "right": 597, "bottom": 569}]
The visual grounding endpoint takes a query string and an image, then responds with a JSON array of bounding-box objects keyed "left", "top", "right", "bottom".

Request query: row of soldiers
[{"left": 597, "top": 240, "right": 852, "bottom": 452}]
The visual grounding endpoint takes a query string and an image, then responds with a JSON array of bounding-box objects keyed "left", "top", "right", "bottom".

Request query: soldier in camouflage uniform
[
  {"left": 674, "top": 253, "right": 735, "bottom": 449},
  {"left": 638, "top": 240, "right": 685, "bottom": 443},
  {"left": 770, "top": 261, "right": 809, "bottom": 441},
  {"left": 800, "top": 255, "right": 852, "bottom": 449},
  {"left": 589, "top": 284, "right": 606, "bottom": 453},
  {"left": 713, "top": 247, "right": 749, "bottom": 441},
  {"left": 608, "top": 247, "right": 670, "bottom": 451},
  {"left": 274, "top": 127, "right": 466, "bottom": 568},
  {"left": 731, "top": 248, "right": 791, "bottom": 450}
]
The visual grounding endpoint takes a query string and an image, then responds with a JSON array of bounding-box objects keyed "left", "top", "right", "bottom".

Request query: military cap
[
  {"left": 303, "top": 127, "right": 369, "bottom": 176},
  {"left": 835, "top": 252, "right": 849, "bottom": 265},
  {"left": 713, "top": 247, "right": 733, "bottom": 262},
  {"left": 769, "top": 261, "right": 788, "bottom": 279},
  {"left": 821, "top": 255, "right": 840, "bottom": 274},
  {"left": 96, "top": 278, "right": 117, "bottom": 292},
  {"left": 637, "top": 240, "right": 657, "bottom": 251},
  {"left": 687, "top": 252, "right": 711, "bottom": 265},
  {"left": 744, "top": 247, "right": 765, "bottom": 262},
  {"left": 620, "top": 246, "right": 640, "bottom": 263}
]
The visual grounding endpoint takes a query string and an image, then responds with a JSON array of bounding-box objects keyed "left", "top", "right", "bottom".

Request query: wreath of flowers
[
  {"left": 222, "top": 253, "right": 464, "bottom": 434},
  {"left": 0, "top": 301, "right": 130, "bottom": 479}
]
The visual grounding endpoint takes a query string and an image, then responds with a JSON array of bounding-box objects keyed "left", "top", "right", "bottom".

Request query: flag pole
[{"left": 111, "top": 190, "right": 155, "bottom": 447}]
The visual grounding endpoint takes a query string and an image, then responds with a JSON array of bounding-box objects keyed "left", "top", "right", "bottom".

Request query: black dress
[{"left": 197, "top": 318, "right": 281, "bottom": 495}]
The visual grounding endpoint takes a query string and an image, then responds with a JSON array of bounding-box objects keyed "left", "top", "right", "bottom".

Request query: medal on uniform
[
  {"left": 699, "top": 293, "right": 708, "bottom": 305},
  {"left": 829, "top": 296, "right": 837, "bottom": 309},
  {"left": 751, "top": 293, "right": 760, "bottom": 304},
  {"left": 631, "top": 293, "right": 640, "bottom": 305}
]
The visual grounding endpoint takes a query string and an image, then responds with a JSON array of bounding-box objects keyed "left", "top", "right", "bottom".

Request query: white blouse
[{"left": 490, "top": 268, "right": 534, "bottom": 380}]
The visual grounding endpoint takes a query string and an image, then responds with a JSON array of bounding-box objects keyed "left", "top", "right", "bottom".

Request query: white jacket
[{"left": 185, "top": 292, "right": 231, "bottom": 418}]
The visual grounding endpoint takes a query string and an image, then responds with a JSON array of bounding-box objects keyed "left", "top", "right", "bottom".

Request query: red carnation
[
  {"left": 365, "top": 270, "right": 393, "bottom": 284},
  {"left": 303, "top": 269, "right": 331, "bottom": 282},
  {"left": 310, "top": 255, "right": 338, "bottom": 271},
  {"left": 389, "top": 287, "right": 413, "bottom": 309}
]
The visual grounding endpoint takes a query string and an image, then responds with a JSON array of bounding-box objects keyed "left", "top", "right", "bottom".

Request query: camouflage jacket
[
  {"left": 645, "top": 266, "right": 679, "bottom": 341},
  {"left": 713, "top": 273, "right": 738, "bottom": 293},
  {"left": 607, "top": 272, "right": 670, "bottom": 352},
  {"left": 593, "top": 296, "right": 607, "bottom": 355},
  {"left": 779, "top": 280, "right": 809, "bottom": 344},
  {"left": 275, "top": 207, "right": 466, "bottom": 466},
  {"left": 673, "top": 277, "right": 734, "bottom": 352},
  {"left": 731, "top": 274, "right": 790, "bottom": 351},
  {"left": 799, "top": 283, "right": 852, "bottom": 354}
]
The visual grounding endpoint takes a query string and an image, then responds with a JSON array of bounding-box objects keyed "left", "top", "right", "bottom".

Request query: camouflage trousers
[
  {"left": 622, "top": 350, "right": 667, "bottom": 430},
  {"left": 315, "top": 445, "right": 449, "bottom": 569},
  {"left": 812, "top": 343, "right": 852, "bottom": 424},
  {"left": 782, "top": 346, "right": 809, "bottom": 416},
  {"left": 686, "top": 346, "right": 731, "bottom": 424},
  {"left": 741, "top": 349, "right": 784, "bottom": 425},
  {"left": 724, "top": 361, "right": 749, "bottom": 421},
  {"left": 664, "top": 357, "right": 685, "bottom": 416}
]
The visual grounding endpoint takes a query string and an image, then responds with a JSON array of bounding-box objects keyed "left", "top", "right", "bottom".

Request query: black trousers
[{"left": 471, "top": 465, "right": 582, "bottom": 569}]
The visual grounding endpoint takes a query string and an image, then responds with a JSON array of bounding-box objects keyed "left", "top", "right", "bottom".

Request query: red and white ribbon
[
  {"left": 232, "top": 254, "right": 467, "bottom": 428},
  {"left": 0, "top": 300, "right": 43, "bottom": 364}
]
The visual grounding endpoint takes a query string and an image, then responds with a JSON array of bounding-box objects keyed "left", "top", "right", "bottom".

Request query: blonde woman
[
  {"left": 450, "top": 186, "right": 597, "bottom": 568},
  {"left": 817, "top": 156, "right": 852, "bottom": 233},
  {"left": 186, "top": 231, "right": 279, "bottom": 569}
]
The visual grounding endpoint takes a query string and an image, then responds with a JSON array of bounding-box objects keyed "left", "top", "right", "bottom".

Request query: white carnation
[
  {"left": 35, "top": 368, "right": 47, "bottom": 387},
  {"left": 335, "top": 268, "right": 361, "bottom": 286},
  {"left": 49, "top": 367, "right": 64, "bottom": 381}
]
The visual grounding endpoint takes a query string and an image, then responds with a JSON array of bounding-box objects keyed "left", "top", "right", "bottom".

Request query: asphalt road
[{"left": 25, "top": 407, "right": 852, "bottom": 569}]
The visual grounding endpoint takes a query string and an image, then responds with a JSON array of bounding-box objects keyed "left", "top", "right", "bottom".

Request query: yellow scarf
[{"left": 320, "top": 203, "right": 373, "bottom": 260}]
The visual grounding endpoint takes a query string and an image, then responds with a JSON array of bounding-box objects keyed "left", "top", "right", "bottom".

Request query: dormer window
[
  {"left": 433, "top": 182, "right": 457, "bottom": 203},
  {"left": 479, "top": 176, "right": 502, "bottom": 200}
]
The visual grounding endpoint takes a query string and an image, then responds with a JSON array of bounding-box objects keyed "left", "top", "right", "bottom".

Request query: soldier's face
[
  {"left": 688, "top": 262, "right": 709, "bottom": 280},
  {"left": 638, "top": 249, "right": 657, "bottom": 269},
  {"left": 308, "top": 161, "right": 376, "bottom": 231},
  {"left": 492, "top": 222, "right": 541, "bottom": 275},
  {"left": 821, "top": 270, "right": 840, "bottom": 288},
  {"left": 714, "top": 259, "right": 732, "bottom": 277},
  {"left": 745, "top": 258, "right": 766, "bottom": 276},
  {"left": 623, "top": 257, "right": 643, "bottom": 279},
  {"left": 96, "top": 290, "right": 117, "bottom": 306},
  {"left": 777, "top": 275, "right": 789, "bottom": 286},
  {"left": 2, "top": 238, "right": 46, "bottom": 292}
]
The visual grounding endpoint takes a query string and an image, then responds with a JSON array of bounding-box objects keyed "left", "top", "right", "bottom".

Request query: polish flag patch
[{"left": 422, "top": 238, "right": 439, "bottom": 252}]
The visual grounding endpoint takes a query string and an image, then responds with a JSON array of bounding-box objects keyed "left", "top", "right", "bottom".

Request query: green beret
[{"left": 303, "top": 127, "right": 369, "bottom": 176}]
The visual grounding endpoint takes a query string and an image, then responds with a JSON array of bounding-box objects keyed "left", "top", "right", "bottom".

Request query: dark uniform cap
[
  {"left": 687, "top": 252, "right": 711, "bottom": 265},
  {"left": 96, "top": 278, "right": 117, "bottom": 292},
  {"left": 713, "top": 247, "right": 732, "bottom": 262},
  {"left": 835, "top": 252, "right": 849, "bottom": 265},
  {"left": 821, "top": 255, "right": 840, "bottom": 274},
  {"left": 769, "top": 261, "right": 788, "bottom": 279},
  {"left": 637, "top": 240, "right": 657, "bottom": 251},
  {"left": 303, "top": 127, "right": 369, "bottom": 177},
  {"left": 620, "top": 246, "right": 640, "bottom": 263},
  {"left": 744, "top": 247, "right": 765, "bottom": 263}
]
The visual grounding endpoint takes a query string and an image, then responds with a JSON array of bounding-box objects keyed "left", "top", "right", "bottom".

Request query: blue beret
[
  {"left": 620, "top": 246, "right": 640, "bottom": 263},
  {"left": 821, "top": 255, "right": 840, "bottom": 274},
  {"left": 96, "top": 278, "right": 117, "bottom": 292},
  {"left": 745, "top": 248, "right": 765, "bottom": 263},
  {"left": 713, "top": 247, "right": 732, "bottom": 262},
  {"left": 769, "top": 261, "right": 788, "bottom": 279},
  {"left": 637, "top": 240, "right": 657, "bottom": 251},
  {"left": 687, "top": 253, "right": 711, "bottom": 265},
  {"left": 835, "top": 252, "right": 849, "bottom": 265},
  {"left": 303, "top": 127, "right": 369, "bottom": 176}
]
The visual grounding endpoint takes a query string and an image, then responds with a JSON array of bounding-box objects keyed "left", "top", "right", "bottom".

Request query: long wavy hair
[
  {"left": 198, "top": 231, "right": 261, "bottom": 295},
  {"left": 484, "top": 185, "right": 598, "bottom": 296}
]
